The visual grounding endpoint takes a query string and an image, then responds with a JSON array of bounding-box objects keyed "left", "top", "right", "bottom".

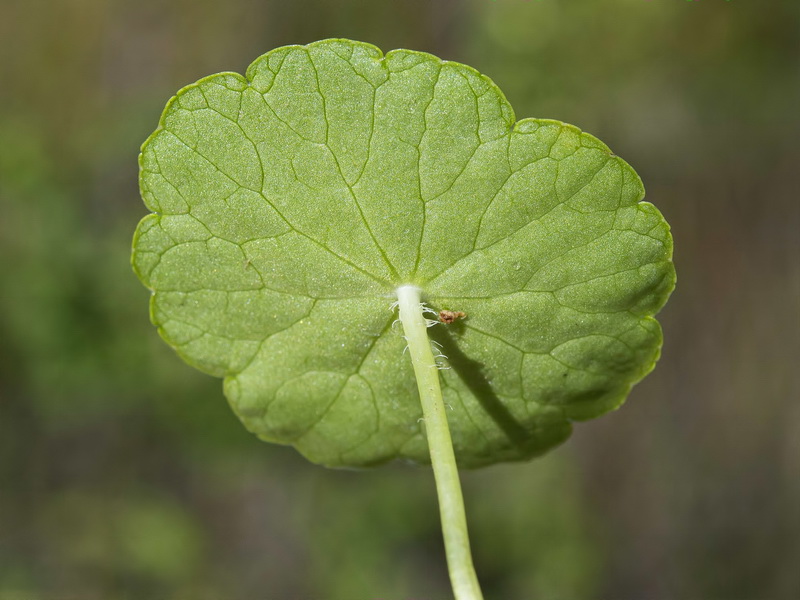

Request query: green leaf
[{"left": 132, "top": 39, "right": 675, "bottom": 468}]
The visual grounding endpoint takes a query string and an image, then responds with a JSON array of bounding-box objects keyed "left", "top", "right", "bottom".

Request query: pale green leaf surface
[{"left": 132, "top": 39, "right": 675, "bottom": 468}]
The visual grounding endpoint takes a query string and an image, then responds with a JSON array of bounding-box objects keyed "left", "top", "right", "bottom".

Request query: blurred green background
[{"left": 1, "top": 1, "right": 798, "bottom": 598}]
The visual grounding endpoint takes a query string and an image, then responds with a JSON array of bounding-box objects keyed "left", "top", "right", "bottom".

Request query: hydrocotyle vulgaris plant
[{"left": 131, "top": 39, "right": 676, "bottom": 600}]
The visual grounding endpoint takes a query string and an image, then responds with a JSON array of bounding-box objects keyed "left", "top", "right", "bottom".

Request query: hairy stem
[{"left": 396, "top": 285, "right": 484, "bottom": 600}]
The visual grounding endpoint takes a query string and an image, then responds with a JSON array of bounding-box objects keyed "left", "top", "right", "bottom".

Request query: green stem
[{"left": 396, "top": 285, "right": 484, "bottom": 600}]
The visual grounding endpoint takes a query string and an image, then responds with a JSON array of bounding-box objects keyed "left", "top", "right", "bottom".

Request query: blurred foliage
[{"left": 1, "top": 1, "right": 798, "bottom": 599}]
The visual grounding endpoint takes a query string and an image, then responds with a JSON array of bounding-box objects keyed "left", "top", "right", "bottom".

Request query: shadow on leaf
[{"left": 428, "top": 322, "right": 530, "bottom": 450}]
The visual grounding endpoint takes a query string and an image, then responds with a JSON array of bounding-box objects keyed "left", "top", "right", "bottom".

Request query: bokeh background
[{"left": 1, "top": 1, "right": 798, "bottom": 598}]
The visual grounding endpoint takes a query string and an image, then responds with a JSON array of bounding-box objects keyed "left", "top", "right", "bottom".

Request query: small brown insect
[{"left": 439, "top": 310, "right": 466, "bottom": 324}]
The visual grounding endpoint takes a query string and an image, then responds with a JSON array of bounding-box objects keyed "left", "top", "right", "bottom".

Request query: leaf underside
[{"left": 132, "top": 39, "right": 675, "bottom": 468}]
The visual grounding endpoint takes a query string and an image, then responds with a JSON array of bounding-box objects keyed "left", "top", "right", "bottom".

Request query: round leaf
[{"left": 132, "top": 39, "right": 676, "bottom": 468}]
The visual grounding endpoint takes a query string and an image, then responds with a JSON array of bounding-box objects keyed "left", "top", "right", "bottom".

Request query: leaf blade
[{"left": 132, "top": 39, "right": 676, "bottom": 468}]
